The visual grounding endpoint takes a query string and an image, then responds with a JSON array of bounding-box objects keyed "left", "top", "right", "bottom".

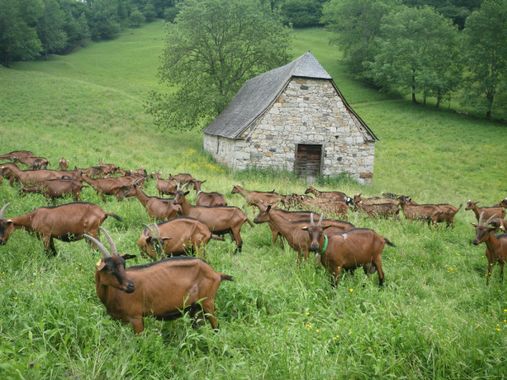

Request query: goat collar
[{"left": 321, "top": 235, "right": 328, "bottom": 255}]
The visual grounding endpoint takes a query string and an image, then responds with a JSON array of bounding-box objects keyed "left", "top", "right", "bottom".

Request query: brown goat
[
  {"left": 15, "top": 155, "right": 49, "bottom": 170},
  {"left": 353, "top": 193, "right": 399, "bottom": 207},
  {"left": 0, "top": 150, "right": 34, "bottom": 161},
  {"left": 85, "top": 228, "right": 232, "bottom": 334},
  {"left": 21, "top": 178, "right": 85, "bottom": 201},
  {"left": 280, "top": 193, "right": 312, "bottom": 210},
  {"left": 303, "top": 217, "right": 395, "bottom": 286},
  {"left": 0, "top": 163, "right": 80, "bottom": 187},
  {"left": 168, "top": 173, "right": 195, "bottom": 186},
  {"left": 191, "top": 180, "right": 227, "bottom": 207},
  {"left": 174, "top": 191, "right": 252, "bottom": 252},
  {"left": 155, "top": 173, "right": 178, "bottom": 196},
  {"left": 398, "top": 196, "right": 442, "bottom": 225},
  {"left": 0, "top": 202, "right": 121, "bottom": 255},
  {"left": 253, "top": 202, "right": 354, "bottom": 247},
  {"left": 472, "top": 214, "right": 507, "bottom": 284},
  {"left": 494, "top": 198, "right": 507, "bottom": 209},
  {"left": 130, "top": 184, "right": 181, "bottom": 221},
  {"left": 59, "top": 158, "right": 69, "bottom": 171},
  {"left": 466, "top": 200, "right": 505, "bottom": 225},
  {"left": 355, "top": 200, "right": 400, "bottom": 218},
  {"left": 300, "top": 197, "right": 349, "bottom": 218},
  {"left": 137, "top": 219, "right": 213, "bottom": 259},
  {"left": 231, "top": 185, "right": 283, "bottom": 207},
  {"left": 304, "top": 186, "right": 351, "bottom": 204},
  {"left": 253, "top": 205, "right": 353, "bottom": 260},
  {"left": 81, "top": 174, "right": 143, "bottom": 201}
]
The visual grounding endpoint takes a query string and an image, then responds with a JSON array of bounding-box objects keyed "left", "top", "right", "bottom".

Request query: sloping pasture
[{"left": 0, "top": 22, "right": 505, "bottom": 378}]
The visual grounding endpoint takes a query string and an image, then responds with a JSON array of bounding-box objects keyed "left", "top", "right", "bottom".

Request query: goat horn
[
  {"left": 478, "top": 212, "right": 485, "bottom": 226},
  {"left": 318, "top": 214, "right": 323, "bottom": 225},
  {"left": 83, "top": 234, "right": 111, "bottom": 258},
  {"left": 99, "top": 227, "right": 118, "bottom": 255},
  {"left": 146, "top": 223, "right": 160, "bottom": 239},
  {"left": 0, "top": 203, "right": 9, "bottom": 218},
  {"left": 310, "top": 213, "right": 314, "bottom": 225},
  {"left": 484, "top": 214, "right": 498, "bottom": 227}
]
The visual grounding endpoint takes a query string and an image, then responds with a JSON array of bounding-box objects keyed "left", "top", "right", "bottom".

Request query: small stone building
[{"left": 203, "top": 52, "right": 378, "bottom": 183}]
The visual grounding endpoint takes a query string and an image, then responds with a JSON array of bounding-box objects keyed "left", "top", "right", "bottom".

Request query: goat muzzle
[
  {"left": 124, "top": 281, "right": 135, "bottom": 293},
  {"left": 472, "top": 239, "right": 479, "bottom": 246},
  {"left": 310, "top": 243, "right": 319, "bottom": 252}
]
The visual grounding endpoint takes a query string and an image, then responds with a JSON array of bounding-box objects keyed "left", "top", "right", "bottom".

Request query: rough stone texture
[{"left": 204, "top": 78, "right": 375, "bottom": 184}]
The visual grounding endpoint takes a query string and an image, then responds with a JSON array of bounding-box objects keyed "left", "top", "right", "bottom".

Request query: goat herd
[{"left": 0, "top": 149, "right": 506, "bottom": 334}]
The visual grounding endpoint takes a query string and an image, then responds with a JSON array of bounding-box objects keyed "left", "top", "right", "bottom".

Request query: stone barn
[{"left": 203, "top": 52, "right": 378, "bottom": 183}]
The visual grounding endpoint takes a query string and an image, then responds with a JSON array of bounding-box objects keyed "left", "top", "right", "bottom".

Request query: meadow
[{"left": 0, "top": 21, "right": 506, "bottom": 379}]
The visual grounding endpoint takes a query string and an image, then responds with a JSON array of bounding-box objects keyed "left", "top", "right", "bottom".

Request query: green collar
[{"left": 321, "top": 235, "right": 328, "bottom": 255}]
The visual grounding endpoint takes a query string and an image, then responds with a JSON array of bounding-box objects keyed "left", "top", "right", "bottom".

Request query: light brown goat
[
  {"left": 231, "top": 185, "right": 283, "bottom": 207},
  {"left": 253, "top": 205, "right": 353, "bottom": 260},
  {"left": 137, "top": 219, "right": 214, "bottom": 259},
  {"left": 303, "top": 217, "right": 395, "bottom": 286},
  {"left": 58, "top": 158, "right": 69, "bottom": 171},
  {"left": 472, "top": 214, "right": 507, "bottom": 284},
  {"left": 155, "top": 173, "right": 178, "bottom": 196},
  {"left": 21, "top": 178, "right": 85, "bottom": 201},
  {"left": 0, "top": 150, "right": 34, "bottom": 161},
  {"left": 14, "top": 155, "right": 49, "bottom": 170},
  {"left": 85, "top": 228, "right": 232, "bottom": 334},
  {"left": 174, "top": 191, "right": 252, "bottom": 252},
  {"left": 81, "top": 174, "right": 143, "bottom": 201},
  {"left": 0, "top": 202, "right": 121, "bottom": 255},
  {"left": 191, "top": 180, "right": 228, "bottom": 207},
  {"left": 305, "top": 186, "right": 351, "bottom": 204},
  {"left": 466, "top": 200, "right": 505, "bottom": 226},
  {"left": 355, "top": 200, "right": 400, "bottom": 218},
  {"left": 0, "top": 163, "right": 80, "bottom": 187},
  {"left": 130, "top": 184, "right": 181, "bottom": 221}
]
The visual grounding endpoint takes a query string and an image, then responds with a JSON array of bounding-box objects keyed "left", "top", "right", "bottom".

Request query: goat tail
[
  {"left": 211, "top": 234, "right": 225, "bottom": 241},
  {"left": 106, "top": 212, "right": 123, "bottom": 222},
  {"left": 246, "top": 218, "right": 254, "bottom": 227},
  {"left": 220, "top": 274, "right": 234, "bottom": 282},
  {"left": 384, "top": 238, "right": 396, "bottom": 247},
  {"left": 455, "top": 204, "right": 463, "bottom": 213}
]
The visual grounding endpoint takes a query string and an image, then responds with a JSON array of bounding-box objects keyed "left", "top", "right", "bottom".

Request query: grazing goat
[
  {"left": 494, "top": 198, "right": 507, "bottom": 209},
  {"left": 398, "top": 196, "right": 458, "bottom": 226},
  {"left": 300, "top": 197, "right": 349, "bottom": 218},
  {"left": 280, "top": 193, "right": 312, "bottom": 210},
  {"left": 472, "top": 213, "right": 507, "bottom": 284},
  {"left": 253, "top": 205, "right": 352, "bottom": 260},
  {"left": 85, "top": 228, "right": 232, "bottom": 334},
  {"left": 81, "top": 174, "right": 143, "bottom": 201},
  {"left": 174, "top": 191, "right": 252, "bottom": 252},
  {"left": 155, "top": 173, "right": 178, "bottom": 196},
  {"left": 231, "top": 185, "right": 283, "bottom": 207},
  {"left": 21, "top": 178, "right": 85, "bottom": 201},
  {"left": 59, "top": 158, "right": 69, "bottom": 170},
  {"left": 137, "top": 219, "right": 214, "bottom": 259},
  {"left": 353, "top": 193, "right": 399, "bottom": 207},
  {"left": 168, "top": 173, "right": 195, "bottom": 186},
  {"left": 14, "top": 155, "right": 49, "bottom": 170},
  {"left": 130, "top": 183, "right": 181, "bottom": 221},
  {"left": 0, "top": 163, "right": 80, "bottom": 187},
  {"left": 304, "top": 186, "right": 352, "bottom": 204},
  {"left": 191, "top": 180, "right": 227, "bottom": 207},
  {"left": 0, "top": 202, "right": 121, "bottom": 255},
  {"left": 355, "top": 200, "right": 400, "bottom": 218},
  {"left": 302, "top": 215, "right": 395, "bottom": 286},
  {"left": 0, "top": 150, "right": 34, "bottom": 161}
]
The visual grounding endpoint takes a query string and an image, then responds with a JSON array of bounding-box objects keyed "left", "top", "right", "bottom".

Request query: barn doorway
[{"left": 294, "top": 144, "right": 322, "bottom": 180}]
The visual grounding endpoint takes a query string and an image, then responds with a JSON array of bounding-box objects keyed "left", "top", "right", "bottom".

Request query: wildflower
[
  {"left": 333, "top": 335, "right": 340, "bottom": 341},
  {"left": 348, "top": 288, "right": 354, "bottom": 293}
]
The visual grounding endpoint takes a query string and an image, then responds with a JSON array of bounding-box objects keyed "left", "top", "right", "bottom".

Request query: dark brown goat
[
  {"left": 137, "top": 219, "right": 213, "bottom": 259},
  {"left": 231, "top": 185, "right": 283, "bottom": 207},
  {"left": 85, "top": 228, "right": 232, "bottom": 334},
  {"left": 0, "top": 203, "right": 121, "bottom": 255},
  {"left": 472, "top": 214, "right": 507, "bottom": 284},
  {"left": 59, "top": 158, "right": 69, "bottom": 170},
  {"left": 191, "top": 180, "right": 227, "bottom": 207},
  {"left": 130, "top": 184, "right": 181, "bottom": 220},
  {"left": 494, "top": 198, "right": 507, "bottom": 208},
  {"left": 253, "top": 205, "right": 353, "bottom": 260},
  {"left": 155, "top": 173, "right": 178, "bottom": 196},
  {"left": 21, "top": 178, "right": 85, "bottom": 201},
  {"left": 398, "top": 196, "right": 452, "bottom": 225},
  {"left": 304, "top": 186, "right": 351, "bottom": 204},
  {"left": 174, "top": 191, "right": 252, "bottom": 252},
  {"left": 303, "top": 217, "right": 395, "bottom": 286}
]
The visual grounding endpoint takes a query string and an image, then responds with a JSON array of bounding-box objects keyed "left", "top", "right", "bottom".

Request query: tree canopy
[{"left": 147, "top": 0, "right": 291, "bottom": 130}]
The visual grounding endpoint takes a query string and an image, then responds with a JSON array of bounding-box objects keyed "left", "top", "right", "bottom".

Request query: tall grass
[{"left": 0, "top": 21, "right": 505, "bottom": 379}]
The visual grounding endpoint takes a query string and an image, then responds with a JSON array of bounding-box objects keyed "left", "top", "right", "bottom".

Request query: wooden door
[{"left": 294, "top": 144, "right": 322, "bottom": 178}]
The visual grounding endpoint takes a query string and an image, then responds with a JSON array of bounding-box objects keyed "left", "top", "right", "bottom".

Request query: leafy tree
[
  {"left": 37, "top": 0, "right": 67, "bottom": 57},
  {"left": 129, "top": 7, "right": 145, "bottom": 27},
  {"left": 368, "top": 6, "right": 460, "bottom": 104},
  {"left": 0, "top": 0, "right": 42, "bottom": 66},
  {"left": 322, "top": 0, "right": 397, "bottom": 79},
  {"left": 402, "top": 0, "right": 482, "bottom": 28},
  {"left": 59, "top": 0, "right": 90, "bottom": 51},
  {"left": 147, "top": 0, "right": 290, "bottom": 130},
  {"left": 462, "top": 0, "right": 507, "bottom": 118},
  {"left": 86, "top": 0, "right": 121, "bottom": 40},
  {"left": 143, "top": 1, "right": 157, "bottom": 21},
  {"left": 280, "top": 0, "right": 324, "bottom": 27}
]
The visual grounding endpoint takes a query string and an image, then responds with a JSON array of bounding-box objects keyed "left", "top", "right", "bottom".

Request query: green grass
[{"left": 0, "top": 21, "right": 506, "bottom": 379}]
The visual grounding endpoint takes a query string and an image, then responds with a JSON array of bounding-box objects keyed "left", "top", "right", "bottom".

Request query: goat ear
[
  {"left": 96, "top": 260, "right": 106, "bottom": 271},
  {"left": 122, "top": 254, "right": 137, "bottom": 260},
  {"left": 471, "top": 223, "right": 477, "bottom": 227},
  {"left": 184, "top": 191, "right": 189, "bottom": 196},
  {"left": 201, "top": 180, "right": 207, "bottom": 184},
  {"left": 301, "top": 226, "right": 309, "bottom": 230},
  {"left": 322, "top": 224, "right": 334, "bottom": 230},
  {"left": 161, "top": 237, "right": 172, "bottom": 241},
  {"left": 266, "top": 205, "right": 272, "bottom": 212}
]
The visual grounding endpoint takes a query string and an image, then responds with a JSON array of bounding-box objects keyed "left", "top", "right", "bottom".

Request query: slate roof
[{"left": 204, "top": 52, "right": 377, "bottom": 141}]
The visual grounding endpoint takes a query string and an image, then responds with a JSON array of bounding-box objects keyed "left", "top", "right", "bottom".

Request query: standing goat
[
  {"left": 472, "top": 213, "right": 507, "bottom": 284},
  {"left": 85, "top": 228, "right": 233, "bottom": 334},
  {"left": 192, "top": 180, "right": 227, "bottom": 207}
]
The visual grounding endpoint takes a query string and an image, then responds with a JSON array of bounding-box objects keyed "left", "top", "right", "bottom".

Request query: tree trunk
[
  {"left": 436, "top": 89, "right": 441, "bottom": 108},
  {"left": 486, "top": 93, "right": 494, "bottom": 119},
  {"left": 411, "top": 68, "right": 417, "bottom": 103}
]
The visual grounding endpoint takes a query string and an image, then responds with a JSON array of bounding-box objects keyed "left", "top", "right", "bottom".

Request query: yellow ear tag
[{"left": 96, "top": 260, "right": 106, "bottom": 270}]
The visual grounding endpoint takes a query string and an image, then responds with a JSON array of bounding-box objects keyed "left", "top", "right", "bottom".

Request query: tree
[
  {"left": 462, "top": 0, "right": 507, "bottom": 118},
  {"left": 321, "top": 0, "right": 397, "bottom": 79},
  {"left": 129, "top": 7, "right": 145, "bottom": 28},
  {"left": 86, "top": 0, "right": 121, "bottom": 40},
  {"left": 0, "top": 0, "right": 42, "bottom": 66},
  {"left": 368, "top": 6, "right": 461, "bottom": 104},
  {"left": 280, "top": 0, "right": 324, "bottom": 27},
  {"left": 147, "top": 0, "right": 290, "bottom": 130},
  {"left": 37, "top": 0, "right": 67, "bottom": 57}
]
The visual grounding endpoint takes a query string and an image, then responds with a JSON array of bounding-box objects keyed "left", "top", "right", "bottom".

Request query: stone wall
[{"left": 203, "top": 78, "right": 375, "bottom": 183}]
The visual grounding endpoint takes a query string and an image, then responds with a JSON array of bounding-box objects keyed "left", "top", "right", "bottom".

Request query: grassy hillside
[{"left": 0, "top": 21, "right": 506, "bottom": 379}]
